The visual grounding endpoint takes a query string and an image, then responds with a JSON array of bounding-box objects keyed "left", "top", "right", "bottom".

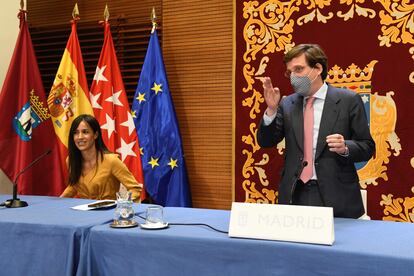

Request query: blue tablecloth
[
  {"left": 86, "top": 207, "right": 414, "bottom": 276},
  {"left": 2, "top": 196, "right": 414, "bottom": 276},
  {"left": 0, "top": 195, "right": 115, "bottom": 276}
]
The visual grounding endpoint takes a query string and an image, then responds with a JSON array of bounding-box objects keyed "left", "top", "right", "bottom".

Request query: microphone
[
  {"left": 289, "top": 161, "right": 308, "bottom": 204},
  {"left": 3, "top": 149, "right": 52, "bottom": 208}
]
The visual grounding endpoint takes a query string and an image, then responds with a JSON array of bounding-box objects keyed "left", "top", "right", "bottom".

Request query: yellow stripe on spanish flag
[
  {"left": 47, "top": 16, "right": 93, "bottom": 172},
  {"left": 48, "top": 48, "right": 93, "bottom": 146}
]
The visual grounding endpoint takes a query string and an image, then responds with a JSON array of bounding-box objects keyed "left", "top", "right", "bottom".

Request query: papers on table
[{"left": 71, "top": 200, "right": 116, "bottom": 211}]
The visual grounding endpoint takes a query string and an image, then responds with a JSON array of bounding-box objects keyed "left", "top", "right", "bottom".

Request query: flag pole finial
[
  {"left": 18, "top": 0, "right": 27, "bottom": 26},
  {"left": 151, "top": 7, "right": 157, "bottom": 33},
  {"left": 72, "top": 3, "right": 80, "bottom": 19},
  {"left": 104, "top": 4, "right": 110, "bottom": 21}
]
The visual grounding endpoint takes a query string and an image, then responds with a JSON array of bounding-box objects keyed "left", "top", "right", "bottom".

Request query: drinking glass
[{"left": 145, "top": 205, "right": 164, "bottom": 225}]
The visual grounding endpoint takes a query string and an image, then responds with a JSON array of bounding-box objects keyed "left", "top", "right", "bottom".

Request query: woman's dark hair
[
  {"left": 283, "top": 44, "right": 328, "bottom": 80},
  {"left": 68, "top": 114, "right": 109, "bottom": 185}
]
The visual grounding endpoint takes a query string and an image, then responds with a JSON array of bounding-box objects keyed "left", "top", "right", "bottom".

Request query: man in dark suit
[{"left": 257, "top": 44, "right": 375, "bottom": 218}]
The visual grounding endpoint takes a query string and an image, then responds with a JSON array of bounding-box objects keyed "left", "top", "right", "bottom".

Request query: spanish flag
[{"left": 47, "top": 9, "right": 93, "bottom": 176}]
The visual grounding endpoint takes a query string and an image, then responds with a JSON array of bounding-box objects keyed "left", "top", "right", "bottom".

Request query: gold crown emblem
[
  {"left": 327, "top": 60, "right": 378, "bottom": 94},
  {"left": 30, "top": 89, "right": 51, "bottom": 121}
]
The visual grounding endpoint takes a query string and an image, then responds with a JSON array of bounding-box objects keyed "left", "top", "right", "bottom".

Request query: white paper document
[{"left": 71, "top": 200, "right": 116, "bottom": 211}]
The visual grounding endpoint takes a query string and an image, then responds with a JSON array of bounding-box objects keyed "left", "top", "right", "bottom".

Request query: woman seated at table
[{"left": 60, "top": 114, "right": 142, "bottom": 202}]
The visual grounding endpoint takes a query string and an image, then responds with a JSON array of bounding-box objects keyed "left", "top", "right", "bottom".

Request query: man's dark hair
[{"left": 284, "top": 44, "right": 328, "bottom": 80}]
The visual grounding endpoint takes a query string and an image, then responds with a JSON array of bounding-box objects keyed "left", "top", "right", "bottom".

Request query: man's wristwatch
[{"left": 343, "top": 145, "right": 349, "bottom": 156}]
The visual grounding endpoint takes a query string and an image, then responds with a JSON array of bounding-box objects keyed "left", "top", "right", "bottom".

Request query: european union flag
[{"left": 132, "top": 29, "right": 192, "bottom": 207}]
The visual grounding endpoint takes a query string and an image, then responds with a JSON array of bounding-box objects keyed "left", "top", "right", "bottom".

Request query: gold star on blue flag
[{"left": 132, "top": 29, "right": 192, "bottom": 207}]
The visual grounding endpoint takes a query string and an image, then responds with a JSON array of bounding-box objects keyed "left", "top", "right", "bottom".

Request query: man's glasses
[{"left": 284, "top": 65, "right": 308, "bottom": 78}]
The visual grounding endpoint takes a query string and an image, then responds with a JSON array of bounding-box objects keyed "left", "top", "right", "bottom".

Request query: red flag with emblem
[
  {"left": 0, "top": 10, "right": 65, "bottom": 195},
  {"left": 90, "top": 20, "right": 145, "bottom": 198}
]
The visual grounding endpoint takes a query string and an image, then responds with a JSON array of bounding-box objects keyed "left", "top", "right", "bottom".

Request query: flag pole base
[{"left": 4, "top": 198, "right": 28, "bottom": 208}]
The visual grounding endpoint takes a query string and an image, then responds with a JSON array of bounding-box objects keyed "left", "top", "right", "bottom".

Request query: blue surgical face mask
[{"left": 290, "top": 68, "right": 316, "bottom": 97}]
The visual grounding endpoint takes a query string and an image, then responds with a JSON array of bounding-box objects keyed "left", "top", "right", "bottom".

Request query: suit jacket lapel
[
  {"left": 291, "top": 95, "right": 304, "bottom": 152},
  {"left": 315, "top": 86, "right": 340, "bottom": 160}
]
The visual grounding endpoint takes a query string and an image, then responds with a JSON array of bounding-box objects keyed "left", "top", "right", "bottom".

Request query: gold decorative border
[{"left": 238, "top": 0, "right": 414, "bottom": 221}]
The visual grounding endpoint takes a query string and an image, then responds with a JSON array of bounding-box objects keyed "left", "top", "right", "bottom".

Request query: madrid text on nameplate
[{"left": 228, "top": 202, "right": 334, "bottom": 245}]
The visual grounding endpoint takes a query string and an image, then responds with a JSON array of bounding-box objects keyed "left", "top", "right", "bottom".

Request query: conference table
[
  {"left": 0, "top": 195, "right": 114, "bottom": 276},
  {"left": 1, "top": 195, "right": 414, "bottom": 276}
]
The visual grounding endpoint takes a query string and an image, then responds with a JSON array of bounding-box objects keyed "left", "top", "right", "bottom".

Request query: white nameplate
[{"left": 228, "top": 202, "right": 334, "bottom": 245}]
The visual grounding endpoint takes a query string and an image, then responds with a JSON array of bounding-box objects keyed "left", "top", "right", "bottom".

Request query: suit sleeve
[
  {"left": 257, "top": 100, "right": 285, "bottom": 148},
  {"left": 345, "top": 93, "right": 375, "bottom": 163}
]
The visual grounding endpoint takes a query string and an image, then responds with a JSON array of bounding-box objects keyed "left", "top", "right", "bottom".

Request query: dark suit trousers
[{"left": 292, "top": 180, "right": 325, "bottom": 207}]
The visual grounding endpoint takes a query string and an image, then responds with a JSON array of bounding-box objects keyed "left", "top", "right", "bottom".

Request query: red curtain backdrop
[{"left": 234, "top": 1, "right": 414, "bottom": 221}]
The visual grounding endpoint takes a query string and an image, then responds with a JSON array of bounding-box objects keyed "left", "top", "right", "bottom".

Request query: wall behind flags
[
  {"left": 163, "top": 1, "right": 233, "bottom": 209},
  {"left": 0, "top": 1, "right": 23, "bottom": 89},
  {"left": 25, "top": 0, "right": 233, "bottom": 209}
]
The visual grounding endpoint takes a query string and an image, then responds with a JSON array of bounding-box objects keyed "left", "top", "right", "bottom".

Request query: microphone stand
[
  {"left": 289, "top": 161, "right": 308, "bottom": 204},
  {"left": 4, "top": 149, "right": 51, "bottom": 208},
  {"left": 4, "top": 184, "right": 28, "bottom": 208}
]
